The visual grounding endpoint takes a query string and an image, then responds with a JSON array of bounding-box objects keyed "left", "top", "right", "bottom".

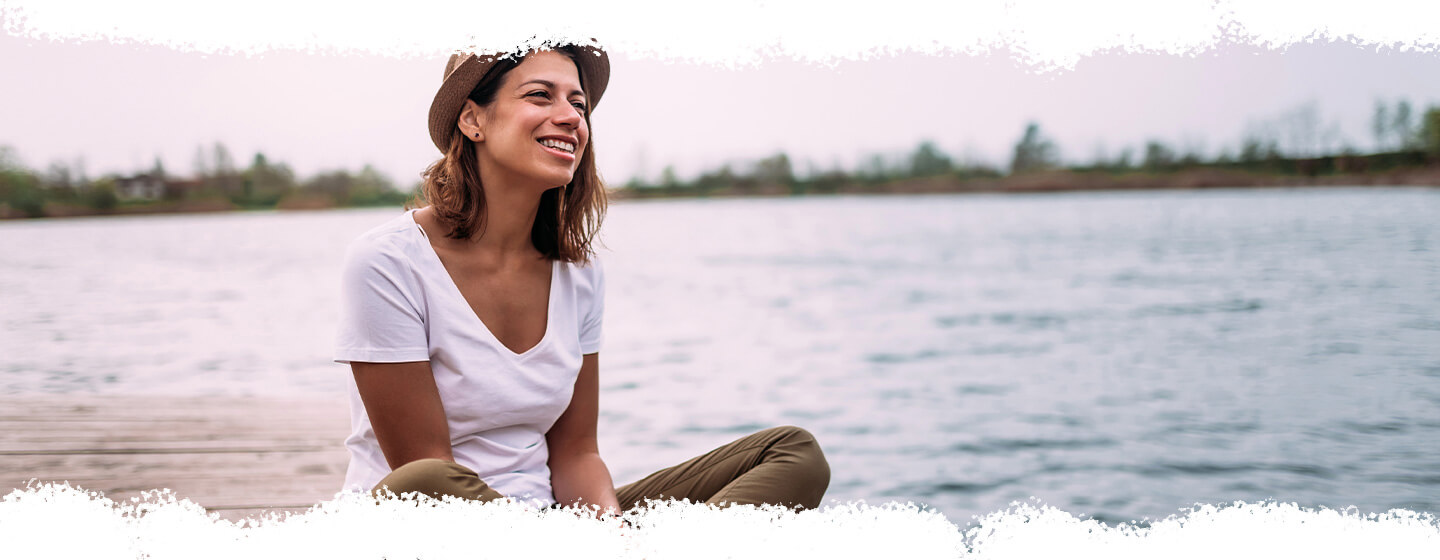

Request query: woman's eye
[
  {"left": 527, "top": 91, "right": 550, "bottom": 99},
  {"left": 571, "top": 102, "right": 588, "bottom": 113}
]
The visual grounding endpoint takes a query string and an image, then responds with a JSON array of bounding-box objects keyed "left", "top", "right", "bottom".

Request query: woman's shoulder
[
  {"left": 557, "top": 253, "right": 606, "bottom": 311},
  {"left": 559, "top": 252, "right": 604, "bottom": 283},
  {"left": 343, "top": 210, "right": 428, "bottom": 271}
]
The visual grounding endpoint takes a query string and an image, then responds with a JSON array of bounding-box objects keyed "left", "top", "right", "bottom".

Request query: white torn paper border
[
  {"left": 2, "top": 1, "right": 1439, "bottom": 558},
  {"left": 2, "top": 483, "right": 1437, "bottom": 559},
  {"left": 2, "top": 0, "right": 1438, "bottom": 70}
]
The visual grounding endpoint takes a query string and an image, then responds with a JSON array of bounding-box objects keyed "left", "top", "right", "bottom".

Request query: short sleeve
[
  {"left": 578, "top": 258, "right": 605, "bottom": 355},
  {"left": 333, "top": 236, "right": 430, "bottom": 364}
]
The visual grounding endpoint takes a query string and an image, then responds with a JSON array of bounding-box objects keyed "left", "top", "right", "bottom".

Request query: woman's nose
[{"left": 553, "top": 105, "right": 583, "bottom": 128}]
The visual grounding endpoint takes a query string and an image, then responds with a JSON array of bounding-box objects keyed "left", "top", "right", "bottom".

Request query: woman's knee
[
  {"left": 769, "top": 425, "right": 831, "bottom": 495},
  {"left": 373, "top": 458, "right": 481, "bottom": 500}
]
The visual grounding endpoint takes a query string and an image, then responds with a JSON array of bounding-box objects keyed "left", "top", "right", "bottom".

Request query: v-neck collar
[{"left": 407, "top": 209, "right": 558, "bottom": 359}]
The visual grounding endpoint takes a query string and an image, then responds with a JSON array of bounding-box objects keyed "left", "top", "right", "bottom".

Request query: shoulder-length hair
[{"left": 414, "top": 45, "right": 606, "bottom": 264}]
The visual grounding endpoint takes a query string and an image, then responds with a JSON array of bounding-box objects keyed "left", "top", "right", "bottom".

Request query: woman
[{"left": 333, "top": 43, "right": 829, "bottom": 514}]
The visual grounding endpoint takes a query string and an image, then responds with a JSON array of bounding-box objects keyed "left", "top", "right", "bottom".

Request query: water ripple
[
  {"left": 1156, "top": 421, "right": 1261, "bottom": 435},
  {"left": 1127, "top": 462, "right": 1337, "bottom": 479},
  {"left": 1129, "top": 298, "right": 1265, "bottom": 318},
  {"left": 892, "top": 477, "right": 1023, "bottom": 497},
  {"left": 1341, "top": 420, "right": 1411, "bottom": 435},
  {"left": 677, "top": 423, "right": 770, "bottom": 435},
  {"left": 1368, "top": 474, "right": 1440, "bottom": 485},
  {"left": 944, "top": 437, "right": 1118, "bottom": 456},
  {"left": 864, "top": 349, "right": 945, "bottom": 364}
]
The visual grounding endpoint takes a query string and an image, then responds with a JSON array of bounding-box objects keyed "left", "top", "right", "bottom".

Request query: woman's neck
[{"left": 463, "top": 170, "right": 550, "bottom": 261}]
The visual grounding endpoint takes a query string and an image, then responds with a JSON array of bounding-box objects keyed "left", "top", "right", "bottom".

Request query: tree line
[
  {"left": 626, "top": 143, "right": 1005, "bottom": 197},
  {"left": 4, "top": 99, "right": 1438, "bottom": 217},
  {"left": 0, "top": 143, "right": 412, "bottom": 219},
  {"left": 623, "top": 99, "right": 1440, "bottom": 197}
]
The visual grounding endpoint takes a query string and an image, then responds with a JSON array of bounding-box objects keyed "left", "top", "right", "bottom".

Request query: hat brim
[{"left": 427, "top": 46, "right": 610, "bottom": 153}]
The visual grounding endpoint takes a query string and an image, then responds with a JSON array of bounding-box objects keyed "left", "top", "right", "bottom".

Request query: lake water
[{"left": 2, "top": 187, "right": 1438, "bottom": 525}]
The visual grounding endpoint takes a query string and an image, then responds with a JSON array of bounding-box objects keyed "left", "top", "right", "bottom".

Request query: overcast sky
[{"left": 2, "top": 31, "right": 1438, "bottom": 188}]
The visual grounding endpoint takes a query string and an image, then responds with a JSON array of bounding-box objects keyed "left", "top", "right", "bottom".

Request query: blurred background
[{"left": 2, "top": 4, "right": 1439, "bottom": 525}]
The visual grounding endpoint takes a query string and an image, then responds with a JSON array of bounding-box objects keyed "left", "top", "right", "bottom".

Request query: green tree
[
  {"left": 44, "top": 160, "right": 75, "bottom": 192},
  {"left": 623, "top": 176, "right": 652, "bottom": 191},
  {"left": 210, "top": 142, "right": 243, "bottom": 197},
  {"left": 1142, "top": 140, "right": 1176, "bottom": 171},
  {"left": 242, "top": 152, "right": 297, "bottom": 205},
  {"left": 1010, "top": 122, "right": 1058, "bottom": 174},
  {"left": 1238, "top": 132, "right": 1280, "bottom": 165},
  {"left": 0, "top": 146, "right": 45, "bottom": 217},
  {"left": 693, "top": 164, "right": 736, "bottom": 195},
  {"left": 907, "top": 140, "right": 953, "bottom": 177},
  {"left": 213, "top": 143, "right": 236, "bottom": 176},
  {"left": 1394, "top": 100, "right": 1416, "bottom": 150},
  {"left": 1421, "top": 107, "right": 1440, "bottom": 157},
  {"left": 1372, "top": 100, "right": 1390, "bottom": 151},
  {"left": 151, "top": 156, "right": 167, "bottom": 181},
  {"left": 86, "top": 178, "right": 119, "bottom": 211},
  {"left": 858, "top": 153, "right": 890, "bottom": 185},
  {"left": 349, "top": 164, "right": 401, "bottom": 206},
  {"left": 4, "top": 178, "right": 45, "bottom": 217},
  {"left": 754, "top": 152, "right": 794, "bottom": 188},
  {"left": 811, "top": 168, "right": 848, "bottom": 193},
  {"left": 659, "top": 165, "right": 680, "bottom": 192},
  {"left": 1110, "top": 147, "right": 1134, "bottom": 170},
  {"left": 1177, "top": 138, "right": 1206, "bottom": 167},
  {"left": 302, "top": 170, "right": 351, "bottom": 205},
  {"left": 192, "top": 145, "right": 209, "bottom": 178}
]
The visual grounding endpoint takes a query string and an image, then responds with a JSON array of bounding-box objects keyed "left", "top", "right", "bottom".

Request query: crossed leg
[
  {"left": 372, "top": 425, "right": 830, "bottom": 510},
  {"left": 616, "top": 425, "right": 830, "bottom": 510}
]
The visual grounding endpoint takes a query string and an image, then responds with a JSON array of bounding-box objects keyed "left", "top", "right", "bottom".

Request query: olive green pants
[{"left": 373, "top": 425, "right": 830, "bottom": 510}]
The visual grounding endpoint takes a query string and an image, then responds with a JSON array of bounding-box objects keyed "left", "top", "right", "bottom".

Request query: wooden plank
[
  {"left": 19, "top": 472, "right": 345, "bottom": 505},
  {"left": 0, "top": 443, "right": 335, "bottom": 453},
  {"left": 1, "top": 449, "right": 347, "bottom": 479},
  {"left": 0, "top": 395, "right": 352, "bottom": 518}
]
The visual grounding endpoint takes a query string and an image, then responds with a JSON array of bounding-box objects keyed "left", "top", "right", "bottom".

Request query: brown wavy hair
[{"left": 414, "top": 45, "right": 606, "bottom": 264}]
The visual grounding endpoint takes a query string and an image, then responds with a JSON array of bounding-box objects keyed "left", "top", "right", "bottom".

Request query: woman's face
[{"left": 466, "top": 50, "right": 590, "bottom": 191}]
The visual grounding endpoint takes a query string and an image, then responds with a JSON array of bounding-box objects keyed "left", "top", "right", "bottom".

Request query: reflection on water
[{"left": 2, "top": 187, "right": 1438, "bottom": 524}]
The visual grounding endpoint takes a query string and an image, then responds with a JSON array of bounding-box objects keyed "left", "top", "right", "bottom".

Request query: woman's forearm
[
  {"left": 549, "top": 451, "right": 620, "bottom": 514},
  {"left": 547, "top": 353, "right": 617, "bottom": 513}
]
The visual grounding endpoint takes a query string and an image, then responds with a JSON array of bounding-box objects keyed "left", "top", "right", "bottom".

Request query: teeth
[{"left": 540, "top": 139, "right": 575, "bottom": 153}]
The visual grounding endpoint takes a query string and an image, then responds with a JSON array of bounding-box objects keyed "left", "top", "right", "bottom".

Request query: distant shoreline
[
  {"left": 3, "top": 168, "right": 1437, "bottom": 221},
  {"left": 613, "top": 166, "right": 1440, "bottom": 201}
]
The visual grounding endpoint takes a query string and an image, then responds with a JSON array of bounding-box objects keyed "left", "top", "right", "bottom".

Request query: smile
[{"left": 538, "top": 138, "right": 575, "bottom": 154}]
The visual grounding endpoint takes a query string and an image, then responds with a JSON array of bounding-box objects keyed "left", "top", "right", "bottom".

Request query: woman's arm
[
  {"left": 351, "top": 361, "right": 453, "bottom": 469},
  {"left": 546, "top": 353, "right": 621, "bottom": 514}
]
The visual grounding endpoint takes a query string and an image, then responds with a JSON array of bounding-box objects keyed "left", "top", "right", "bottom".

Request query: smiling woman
[
  {"left": 332, "top": 42, "right": 830, "bottom": 516},
  {"left": 419, "top": 45, "right": 608, "bottom": 257}
]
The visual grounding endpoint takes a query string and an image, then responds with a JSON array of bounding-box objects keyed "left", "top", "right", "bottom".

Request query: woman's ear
[{"left": 458, "top": 99, "right": 486, "bottom": 142}]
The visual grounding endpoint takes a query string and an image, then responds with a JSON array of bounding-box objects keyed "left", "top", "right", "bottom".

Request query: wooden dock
[{"left": 0, "top": 395, "right": 350, "bottom": 521}]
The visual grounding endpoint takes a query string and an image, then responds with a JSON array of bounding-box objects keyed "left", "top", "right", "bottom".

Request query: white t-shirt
[{"left": 333, "top": 209, "right": 603, "bottom": 506}]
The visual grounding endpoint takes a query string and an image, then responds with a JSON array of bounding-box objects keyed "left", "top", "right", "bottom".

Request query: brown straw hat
[{"left": 427, "top": 44, "right": 610, "bottom": 153}]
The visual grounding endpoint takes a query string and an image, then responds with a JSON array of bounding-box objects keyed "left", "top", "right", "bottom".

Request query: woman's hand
[
  {"left": 351, "top": 361, "right": 453, "bottom": 469},
  {"left": 546, "top": 353, "right": 621, "bottom": 514}
]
